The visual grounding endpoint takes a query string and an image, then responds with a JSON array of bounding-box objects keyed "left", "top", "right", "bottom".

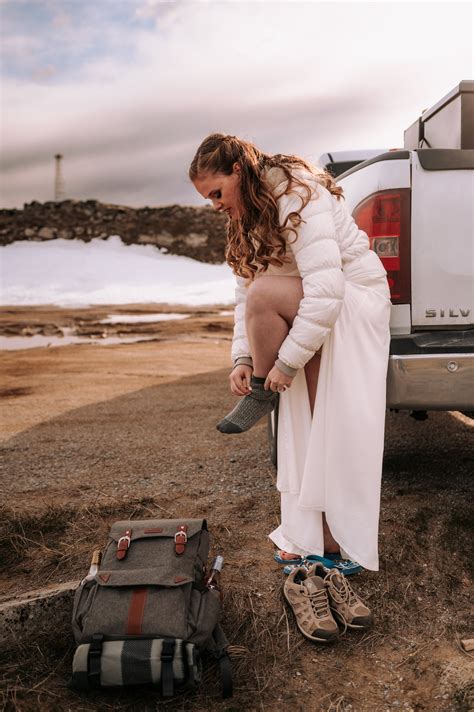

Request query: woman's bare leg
[
  {"left": 245, "top": 276, "right": 340, "bottom": 557},
  {"left": 246, "top": 276, "right": 303, "bottom": 377},
  {"left": 304, "top": 351, "right": 320, "bottom": 415}
]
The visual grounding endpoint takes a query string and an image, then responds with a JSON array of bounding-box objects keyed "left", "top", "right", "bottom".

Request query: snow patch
[{"left": 0, "top": 236, "right": 236, "bottom": 306}]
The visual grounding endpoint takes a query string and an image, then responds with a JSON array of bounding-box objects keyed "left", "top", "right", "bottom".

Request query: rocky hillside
[{"left": 0, "top": 200, "right": 228, "bottom": 263}]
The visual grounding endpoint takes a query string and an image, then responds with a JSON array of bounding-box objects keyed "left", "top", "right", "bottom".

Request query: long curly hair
[{"left": 189, "top": 133, "right": 344, "bottom": 280}]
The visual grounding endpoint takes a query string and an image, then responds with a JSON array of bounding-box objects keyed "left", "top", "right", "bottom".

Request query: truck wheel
[{"left": 410, "top": 410, "right": 428, "bottom": 421}]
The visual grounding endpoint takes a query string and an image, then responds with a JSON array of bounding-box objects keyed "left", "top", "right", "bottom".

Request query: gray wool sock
[{"left": 217, "top": 376, "right": 278, "bottom": 434}]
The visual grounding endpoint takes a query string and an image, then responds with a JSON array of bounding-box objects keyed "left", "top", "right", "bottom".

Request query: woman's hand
[
  {"left": 264, "top": 365, "right": 294, "bottom": 393},
  {"left": 229, "top": 364, "right": 253, "bottom": 396}
]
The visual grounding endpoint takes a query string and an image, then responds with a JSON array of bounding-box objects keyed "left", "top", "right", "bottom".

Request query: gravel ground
[{"left": 1, "top": 307, "right": 473, "bottom": 711}]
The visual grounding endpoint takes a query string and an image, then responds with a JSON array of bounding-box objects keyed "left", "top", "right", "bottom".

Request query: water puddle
[
  {"left": 0, "top": 334, "right": 161, "bottom": 351},
  {"left": 0, "top": 311, "right": 232, "bottom": 351},
  {"left": 100, "top": 313, "right": 190, "bottom": 324}
]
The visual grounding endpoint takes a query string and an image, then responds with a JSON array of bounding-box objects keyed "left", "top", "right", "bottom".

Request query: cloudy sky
[{"left": 1, "top": 0, "right": 472, "bottom": 209}]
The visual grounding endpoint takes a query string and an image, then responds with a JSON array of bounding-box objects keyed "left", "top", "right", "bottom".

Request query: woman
[{"left": 189, "top": 133, "right": 391, "bottom": 575}]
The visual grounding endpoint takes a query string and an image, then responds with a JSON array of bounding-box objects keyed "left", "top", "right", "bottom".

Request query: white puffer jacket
[{"left": 231, "top": 167, "right": 378, "bottom": 373}]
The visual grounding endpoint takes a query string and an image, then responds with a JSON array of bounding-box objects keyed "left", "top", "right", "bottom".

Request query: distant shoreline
[{"left": 0, "top": 303, "right": 234, "bottom": 351}]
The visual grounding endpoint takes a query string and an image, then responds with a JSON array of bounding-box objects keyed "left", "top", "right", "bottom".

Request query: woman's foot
[
  {"left": 278, "top": 549, "right": 343, "bottom": 560},
  {"left": 279, "top": 550, "right": 301, "bottom": 560},
  {"left": 274, "top": 550, "right": 305, "bottom": 565},
  {"left": 217, "top": 376, "right": 278, "bottom": 434}
]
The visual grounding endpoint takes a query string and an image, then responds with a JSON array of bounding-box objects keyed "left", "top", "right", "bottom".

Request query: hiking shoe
[
  {"left": 283, "top": 565, "right": 339, "bottom": 643},
  {"left": 324, "top": 568, "right": 374, "bottom": 630}
]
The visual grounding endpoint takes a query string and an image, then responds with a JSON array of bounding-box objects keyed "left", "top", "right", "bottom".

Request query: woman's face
[{"left": 193, "top": 163, "right": 243, "bottom": 220}]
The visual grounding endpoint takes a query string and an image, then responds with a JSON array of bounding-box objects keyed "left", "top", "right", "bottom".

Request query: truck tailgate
[{"left": 411, "top": 150, "right": 474, "bottom": 327}]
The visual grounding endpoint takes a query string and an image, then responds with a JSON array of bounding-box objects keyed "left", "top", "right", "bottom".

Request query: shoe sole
[{"left": 283, "top": 588, "right": 339, "bottom": 643}]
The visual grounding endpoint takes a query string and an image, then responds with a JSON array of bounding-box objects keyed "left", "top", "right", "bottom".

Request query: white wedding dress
[{"left": 231, "top": 167, "right": 391, "bottom": 571}]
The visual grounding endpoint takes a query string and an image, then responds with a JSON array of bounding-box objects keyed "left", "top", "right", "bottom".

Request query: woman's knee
[
  {"left": 246, "top": 278, "right": 274, "bottom": 314},
  {"left": 247, "top": 276, "right": 303, "bottom": 317}
]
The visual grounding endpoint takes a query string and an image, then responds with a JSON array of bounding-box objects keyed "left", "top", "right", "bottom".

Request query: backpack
[{"left": 71, "top": 518, "right": 232, "bottom": 698}]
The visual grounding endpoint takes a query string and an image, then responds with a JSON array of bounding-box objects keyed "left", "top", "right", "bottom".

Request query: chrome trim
[{"left": 387, "top": 353, "right": 474, "bottom": 410}]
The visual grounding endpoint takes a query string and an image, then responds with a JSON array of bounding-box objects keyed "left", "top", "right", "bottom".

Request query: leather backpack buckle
[
  {"left": 174, "top": 525, "right": 188, "bottom": 556},
  {"left": 117, "top": 529, "right": 132, "bottom": 560}
]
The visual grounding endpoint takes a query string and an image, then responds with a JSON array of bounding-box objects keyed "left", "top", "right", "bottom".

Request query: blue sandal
[
  {"left": 282, "top": 558, "right": 362, "bottom": 576},
  {"left": 305, "top": 553, "right": 363, "bottom": 576},
  {"left": 275, "top": 550, "right": 363, "bottom": 576}
]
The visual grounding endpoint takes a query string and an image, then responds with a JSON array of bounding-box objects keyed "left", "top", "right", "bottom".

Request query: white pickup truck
[
  {"left": 268, "top": 81, "right": 473, "bottom": 463},
  {"left": 322, "top": 81, "right": 474, "bottom": 415}
]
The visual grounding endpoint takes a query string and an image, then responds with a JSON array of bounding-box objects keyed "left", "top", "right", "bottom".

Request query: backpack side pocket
[
  {"left": 188, "top": 588, "right": 221, "bottom": 647},
  {"left": 72, "top": 580, "right": 98, "bottom": 644}
]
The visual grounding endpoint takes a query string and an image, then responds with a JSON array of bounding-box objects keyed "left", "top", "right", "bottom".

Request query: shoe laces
[
  {"left": 326, "top": 570, "right": 358, "bottom": 606},
  {"left": 305, "top": 585, "right": 331, "bottom": 619}
]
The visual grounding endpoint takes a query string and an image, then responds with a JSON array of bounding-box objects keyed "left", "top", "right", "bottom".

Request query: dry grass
[
  {"left": 0, "top": 498, "right": 299, "bottom": 711},
  {"left": 0, "top": 497, "right": 163, "bottom": 596},
  {"left": 1, "top": 483, "right": 473, "bottom": 711}
]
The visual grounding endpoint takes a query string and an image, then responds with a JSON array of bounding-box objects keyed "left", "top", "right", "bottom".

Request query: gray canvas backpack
[{"left": 71, "top": 518, "right": 232, "bottom": 698}]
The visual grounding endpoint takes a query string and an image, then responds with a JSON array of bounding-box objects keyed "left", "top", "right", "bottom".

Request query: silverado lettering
[{"left": 425, "top": 309, "right": 471, "bottom": 318}]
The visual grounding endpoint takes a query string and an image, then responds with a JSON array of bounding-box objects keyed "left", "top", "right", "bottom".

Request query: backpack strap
[
  {"left": 87, "top": 634, "right": 104, "bottom": 688},
  {"left": 212, "top": 624, "right": 233, "bottom": 699},
  {"left": 160, "top": 638, "right": 176, "bottom": 697}
]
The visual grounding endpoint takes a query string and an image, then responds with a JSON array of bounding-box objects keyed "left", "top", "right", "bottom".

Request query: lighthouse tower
[{"left": 54, "top": 154, "right": 65, "bottom": 201}]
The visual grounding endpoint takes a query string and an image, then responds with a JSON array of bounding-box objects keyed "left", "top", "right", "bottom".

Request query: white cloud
[
  {"left": 51, "top": 9, "right": 72, "bottom": 28},
  {"left": 0, "top": 32, "right": 45, "bottom": 66},
  {"left": 31, "top": 63, "right": 57, "bottom": 80},
  {"left": 135, "top": 0, "right": 186, "bottom": 27}
]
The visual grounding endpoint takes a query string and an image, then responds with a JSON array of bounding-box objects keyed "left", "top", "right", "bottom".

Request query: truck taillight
[{"left": 353, "top": 189, "right": 411, "bottom": 304}]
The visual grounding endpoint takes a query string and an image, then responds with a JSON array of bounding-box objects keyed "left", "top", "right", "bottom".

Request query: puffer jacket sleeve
[
  {"left": 231, "top": 275, "right": 252, "bottom": 364},
  {"left": 276, "top": 184, "right": 345, "bottom": 372}
]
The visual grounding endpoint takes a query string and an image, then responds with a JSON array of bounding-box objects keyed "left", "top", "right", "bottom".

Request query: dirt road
[{"left": 1, "top": 307, "right": 473, "bottom": 711}]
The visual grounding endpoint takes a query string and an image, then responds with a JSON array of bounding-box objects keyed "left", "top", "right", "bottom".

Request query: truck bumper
[{"left": 387, "top": 352, "right": 474, "bottom": 410}]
